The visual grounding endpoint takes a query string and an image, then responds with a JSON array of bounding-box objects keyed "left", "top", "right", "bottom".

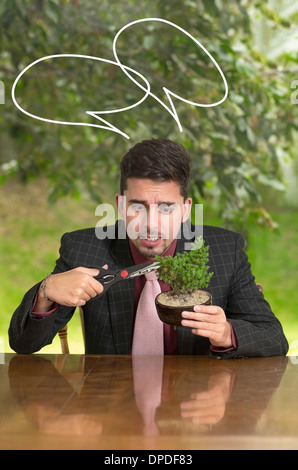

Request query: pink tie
[
  {"left": 133, "top": 356, "right": 164, "bottom": 435},
  {"left": 132, "top": 271, "right": 164, "bottom": 355}
]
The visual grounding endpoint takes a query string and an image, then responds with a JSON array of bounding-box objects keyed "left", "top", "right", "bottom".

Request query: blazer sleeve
[
  {"left": 8, "top": 233, "right": 76, "bottom": 354},
  {"left": 222, "top": 233, "right": 288, "bottom": 358}
]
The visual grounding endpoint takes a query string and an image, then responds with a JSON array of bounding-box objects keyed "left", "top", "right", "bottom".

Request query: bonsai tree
[{"left": 156, "top": 237, "right": 213, "bottom": 297}]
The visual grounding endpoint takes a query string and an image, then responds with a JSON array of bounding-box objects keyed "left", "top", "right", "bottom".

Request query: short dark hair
[{"left": 120, "top": 139, "right": 191, "bottom": 199}]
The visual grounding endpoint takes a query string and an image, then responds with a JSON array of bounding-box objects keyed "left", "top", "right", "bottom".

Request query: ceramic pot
[{"left": 155, "top": 290, "right": 212, "bottom": 327}]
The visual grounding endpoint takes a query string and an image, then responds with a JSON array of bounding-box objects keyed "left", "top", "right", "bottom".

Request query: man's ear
[
  {"left": 115, "top": 193, "right": 125, "bottom": 218},
  {"left": 182, "top": 198, "right": 192, "bottom": 222}
]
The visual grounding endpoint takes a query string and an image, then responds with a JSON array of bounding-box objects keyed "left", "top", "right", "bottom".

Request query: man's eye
[
  {"left": 130, "top": 204, "right": 145, "bottom": 212},
  {"left": 158, "top": 204, "right": 174, "bottom": 214}
]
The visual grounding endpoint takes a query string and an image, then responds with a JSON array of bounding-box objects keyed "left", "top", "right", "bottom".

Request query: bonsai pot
[{"left": 155, "top": 290, "right": 212, "bottom": 327}]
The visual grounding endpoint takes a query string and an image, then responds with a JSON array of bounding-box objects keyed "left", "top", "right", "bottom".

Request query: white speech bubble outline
[
  {"left": 11, "top": 54, "right": 151, "bottom": 139},
  {"left": 113, "top": 18, "right": 229, "bottom": 132}
]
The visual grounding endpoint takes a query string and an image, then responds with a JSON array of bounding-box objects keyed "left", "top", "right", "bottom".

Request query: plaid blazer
[{"left": 9, "top": 221, "right": 288, "bottom": 357}]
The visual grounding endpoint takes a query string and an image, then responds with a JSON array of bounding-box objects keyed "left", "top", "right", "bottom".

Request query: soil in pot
[{"left": 155, "top": 290, "right": 212, "bottom": 327}]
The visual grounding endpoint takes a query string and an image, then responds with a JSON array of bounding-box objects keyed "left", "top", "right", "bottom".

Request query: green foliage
[
  {"left": 0, "top": 0, "right": 297, "bottom": 231},
  {"left": 156, "top": 237, "right": 213, "bottom": 295}
]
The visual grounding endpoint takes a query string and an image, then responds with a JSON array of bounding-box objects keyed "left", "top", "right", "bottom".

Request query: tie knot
[{"left": 145, "top": 271, "right": 158, "bottom": 281}]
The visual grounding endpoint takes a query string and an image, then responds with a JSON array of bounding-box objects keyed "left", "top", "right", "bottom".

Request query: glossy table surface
[{"left": 0, "top": 353, "right": 297, "bottom": 450}]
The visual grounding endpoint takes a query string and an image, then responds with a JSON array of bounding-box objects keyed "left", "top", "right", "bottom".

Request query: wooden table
[{"left": 0, "top": 354, "right": 297, "bottom": 450}]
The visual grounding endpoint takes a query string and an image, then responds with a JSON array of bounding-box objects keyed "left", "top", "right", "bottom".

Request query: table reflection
[{"left": 7, "top": 354, "right": 288, "bottom": 439}]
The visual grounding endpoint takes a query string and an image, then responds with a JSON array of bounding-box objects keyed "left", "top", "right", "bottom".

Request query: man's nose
[{"left": 147, "top": 204, "right": 160, "bottom": 234}]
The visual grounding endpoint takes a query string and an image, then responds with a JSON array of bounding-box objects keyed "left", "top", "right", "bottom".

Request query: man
[{"left": 9, "top": 139, "right": 288, "bottom": 357}]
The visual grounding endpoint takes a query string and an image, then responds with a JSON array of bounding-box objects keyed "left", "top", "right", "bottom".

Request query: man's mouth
[
  {"left": 139, "top": 235, "right": 161, "bottom": 246},
  {"left": 139, "top": 233, "right": 161, "bottom": 239}
]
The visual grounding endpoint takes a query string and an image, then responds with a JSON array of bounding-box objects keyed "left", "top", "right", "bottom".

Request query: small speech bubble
[{"left": 11, "top": 54, "right": 151, "bottom": 139}]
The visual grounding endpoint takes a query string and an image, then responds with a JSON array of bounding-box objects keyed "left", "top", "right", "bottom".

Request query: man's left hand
[{"left": 181, "top": 305, "right": 233, "bottom": 349}]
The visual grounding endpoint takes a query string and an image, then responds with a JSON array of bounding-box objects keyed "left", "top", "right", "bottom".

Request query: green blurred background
[{"left": 0, "top": 0, "right": 297, "bottom": 354}]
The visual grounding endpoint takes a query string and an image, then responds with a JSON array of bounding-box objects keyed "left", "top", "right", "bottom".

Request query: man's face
[{"left": 116, "top": 178, "right": 192, "bottom": 260}]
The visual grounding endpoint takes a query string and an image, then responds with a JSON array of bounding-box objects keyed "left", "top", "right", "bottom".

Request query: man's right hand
[{"left": 36, "top": 267, "right": 104, "bottom": 311}]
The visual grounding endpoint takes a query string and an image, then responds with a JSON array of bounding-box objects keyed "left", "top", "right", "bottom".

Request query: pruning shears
[{"left": 89, "top": 261, "right": 160, "bottom": 298}]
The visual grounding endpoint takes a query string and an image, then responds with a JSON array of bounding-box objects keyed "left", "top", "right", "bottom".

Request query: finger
[
  {"left": 180, "top": 399, "right": 210, "bottom": 411},
  {"left": 182, "top": 312, "right": 222, "bottom": 325},
  {"left": 76, "top": 276, "right": 103, "bottom": 298},
  {"left": 81, "top": 285, "right": 98, "bottom": 300},
  {"left": 72, "top": 291, "right": 91, "bottom": 307},
  {"left": 193, "top": 305, "right": 222, "bottom": 314},
  {"left": 181, "top": 318, "right": 216, "bottom": 333},
  {"left": 89, "top": 277, "right": 104, "bottom": 296},
  {"left": 76, "top": 298, "right": 89, "bottom": 307},
  {"left": 75, "top": 267, "right": 100, "bottom": 277},
  {"left": 191, "top": 390, "right": 219, "bottom": 401},
  {"left": 191, "top": 328, "right": 216, "bottom": 338},
  {"left": 192, "top": 414, "right": 223, "bottom": 425},
  {"left": 93, "top": 264, "right": 109, "bottom": 279},
  {"left": 72, "top": 279, "right": 99, "bottom": 303}
]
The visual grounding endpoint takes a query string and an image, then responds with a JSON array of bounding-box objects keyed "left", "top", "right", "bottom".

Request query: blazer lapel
[{"left": 107, "top": 222, "right": 135, "bottom": 353}]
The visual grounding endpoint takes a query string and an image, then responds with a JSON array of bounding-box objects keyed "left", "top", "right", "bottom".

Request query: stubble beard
[{"left": 131, "top": 238, "right": 170, "bottom": 260}]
